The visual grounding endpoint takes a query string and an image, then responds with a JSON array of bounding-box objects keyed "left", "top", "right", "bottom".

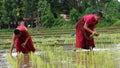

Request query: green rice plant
[
  {"left": 6, "top": 53, "right": 17, "bottom": 68},
  {"left": 6, "top": 45, "right": 118, "bottom": 68},
  {"left": 5, "top": 28, "right": 120, "bottom": 68},
  {"left": 6, "top": 52, "right": 24, "bottom": 68}
]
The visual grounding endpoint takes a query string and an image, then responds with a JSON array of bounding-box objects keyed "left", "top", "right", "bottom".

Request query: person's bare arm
[
  {"left": 93, "top": 25, "right": 99, "bottom": 36},
  {"left": 84, "top": 23, "right": 98, "bottom": 36},
  {"left": 93, "top": 25, "right": 97, "bottom": 32},
  {"left": 21, "top": 32, "right": 30, "bottom": 48},
  {"left": 22, "top": 36, "right": 30, "bottom": 46},
  {"left": 10, "top": 34, "right": 16, "bottom": 57},
  {"left": 84, "top": 22, "right": 93, "bottom": 33}
]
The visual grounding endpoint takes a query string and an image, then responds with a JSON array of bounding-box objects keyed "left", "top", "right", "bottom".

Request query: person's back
[
  {"left": 75, "top": 12, "right": 103, "bottom": 49},
  {"left": 10, "top": 21, "right": 35, "bottom": 54},
  {"left": 15, "top": 25, "right": 35, "bottom": 53},
  {"left": 83, "top": 14, "right": 94, "bottom": 21},
  {"left": 16, "top": 25, "right": 28, "bottom": 41},
  {"left": 10, "top": 21, "right": 35, "bottom": 67}
]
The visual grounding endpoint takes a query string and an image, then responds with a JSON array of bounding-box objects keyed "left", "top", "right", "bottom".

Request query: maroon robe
[
  {"left": 15, "top": 25, "right": 35, "bottom": 53},
  {"left": 75, "top": 14, "right": 98, "bottom": 49}
]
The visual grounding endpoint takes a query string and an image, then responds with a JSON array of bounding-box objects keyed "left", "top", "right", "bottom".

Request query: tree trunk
[
  {"left": 8, "top": 23, "right": 10, "bottom": 29},
  {"left": 36, "top": 21, "right": 41, "bottom": 30},
  {"left": 0, "top": 25, "right": 1, "bottom": 29},
  {"left": 35, "top": 16, "right": 42, "bottom": 30},
  {"left": 35, "top": 11, "right": 42, "bottom": 30}
]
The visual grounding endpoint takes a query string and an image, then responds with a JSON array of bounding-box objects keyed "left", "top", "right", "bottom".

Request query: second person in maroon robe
[{"left": 75, "top": 12, "right": 103, "bottom": 49}]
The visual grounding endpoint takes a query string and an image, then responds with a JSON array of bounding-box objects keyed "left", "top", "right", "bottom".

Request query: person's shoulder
[
  {"left": 86, "top": 14, "right": 94, "bottom": 17},
  {"left": 17, "top": 25, "right": 27, "bottom": 31},
  {"left": 18, "top": 25, "right": 26, "bottom": 28},
  {"left": 84, "top": 14, "right": 94, "bottom": 18}
]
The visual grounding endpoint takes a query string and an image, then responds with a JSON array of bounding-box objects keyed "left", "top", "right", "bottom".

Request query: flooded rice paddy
[{"left": 0, "top": 27, "right": 120, "bottom": 68}]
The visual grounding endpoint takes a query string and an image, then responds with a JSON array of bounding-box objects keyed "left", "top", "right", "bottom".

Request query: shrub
[
  {"left": 112, "top": 20, "right": 120, "bottom": 26},
  {"left": 69, "top": 8, "right": 81, "bottom": 24}
]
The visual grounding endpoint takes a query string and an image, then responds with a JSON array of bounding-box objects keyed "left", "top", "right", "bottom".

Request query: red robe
[
  {"left": 75, "top": 14, "right": 98, "bottom": 49},
  {"left": 15, "top": 25, "right": 35, "bottom": 53}
]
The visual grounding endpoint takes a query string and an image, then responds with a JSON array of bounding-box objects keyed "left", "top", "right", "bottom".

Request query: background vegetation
[{"left": 0, "top": 0, "right": 120, "bottom": 29}]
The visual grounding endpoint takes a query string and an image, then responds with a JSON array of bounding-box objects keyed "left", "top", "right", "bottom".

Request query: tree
[
  {"left": 47, "top": 0, "right": 70, "bottom": 18},
  {"left": 35, "top": 0, "right": 48, "bottom": 29},
  {"left": 104, "top": 1, "right": 120, "bottom": 22},
  {"left": 70, "top": 8, "right": 81, "bottom": 24},
  {"left": 1, "top": 0, "right": 18, "bottom": 29}
]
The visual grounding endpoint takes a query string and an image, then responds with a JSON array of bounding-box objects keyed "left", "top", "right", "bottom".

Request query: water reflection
[
  {"left": 76, "top": 51, "right": 96, "bottom": 68},
  {"left": 2, "top": 47, "right": 119, "bottom": 68},
  {"left": 10, "top": 53, "right": 32, "bottom": 68}
]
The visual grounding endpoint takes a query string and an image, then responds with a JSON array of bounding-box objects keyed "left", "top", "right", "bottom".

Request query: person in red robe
[
  {"left": 75, "top": 12, "right": 103, "bottom": 50},
  {"left": 10, "top": 21, "right": 35, "bottom": 55},
  {"left": 9, "top": 21, "right": 35, "bottom": 67}
]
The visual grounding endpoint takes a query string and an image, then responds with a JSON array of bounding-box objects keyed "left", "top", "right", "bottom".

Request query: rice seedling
[
  {"left": 5, "top": 39, "right": 120, "bottom": 68},
  {"left": 3, "top": 28, "right": 120, "bottom": 68}
]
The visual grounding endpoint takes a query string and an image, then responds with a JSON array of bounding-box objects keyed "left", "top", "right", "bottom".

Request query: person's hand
[
  {"left": 90, "top": 31, "right": 99, "bottom": 39},
  {"left": 21, "top": 42, "right": 26, "bottom": 48},
  {"left": 10, "top": 51, "right": 14, "bottom": 58},
  {"left": 95, "top": 33, "right": 99, "bottom": 36},
  {"left": 10, "top": 52, "right": 12, "bottom": 57},
  {"left": 92, "top": 31, "right": 99, "bottom": 36}
]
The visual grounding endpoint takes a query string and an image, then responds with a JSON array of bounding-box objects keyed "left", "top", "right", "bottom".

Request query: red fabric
[
  {"left": 75, "top": 14, "right": 98, "bottom": 49},
  {"left": 15, "top": 25, "right": 35, "bottom": 54}
]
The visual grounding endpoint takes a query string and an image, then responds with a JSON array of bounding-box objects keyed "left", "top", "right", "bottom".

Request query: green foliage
[
  {"left": 104, "top": 1, "right": 120, "bottom": 20},
  {"left": 112, "top": 20, "right": 120, "bottom": 26},
  {"left": 42, "top": 13, "right": 55, "bottom": 27},
  {"left": 0, "top": 0, "right": 120, "bottom": 28},
  {"left": 0, "top": 0, "right": 23, "bottom": 24},
  {"left": 39, "top": 2, "right": 55, "bottom": 27},
  {"left": 53, "top": 17, "right": 64, "bottom": 26},
  {"left": 97, "top": 1, "right": 120, "bottom": 27},
  {"left": 69, "top": 8, "right": 81, "bottom": 24},
  {"left": 97, "top": 21, "right": 112, "bottom": 28},
  {"left": 84, "top": 6, "right": 98, "bottom": 14},
  {"left": 1, "top": 0, "right": 11, "bottom": 23},
  {"left": 47, "top": 0, "right": 70, "bottom": 17},
  {"left": 43, "top": 5, "right": 54, "bottom": 27}
]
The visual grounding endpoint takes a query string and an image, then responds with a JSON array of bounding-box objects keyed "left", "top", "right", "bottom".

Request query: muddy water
[
  {"left": 1, "top": 30, "right": 120, "bottom": 68},
  {"left": 0, "top": 44, "right": 120, "bottom": 68},
  {"left": 0, "top": 50, "right": 9, "bottom": 68}
]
